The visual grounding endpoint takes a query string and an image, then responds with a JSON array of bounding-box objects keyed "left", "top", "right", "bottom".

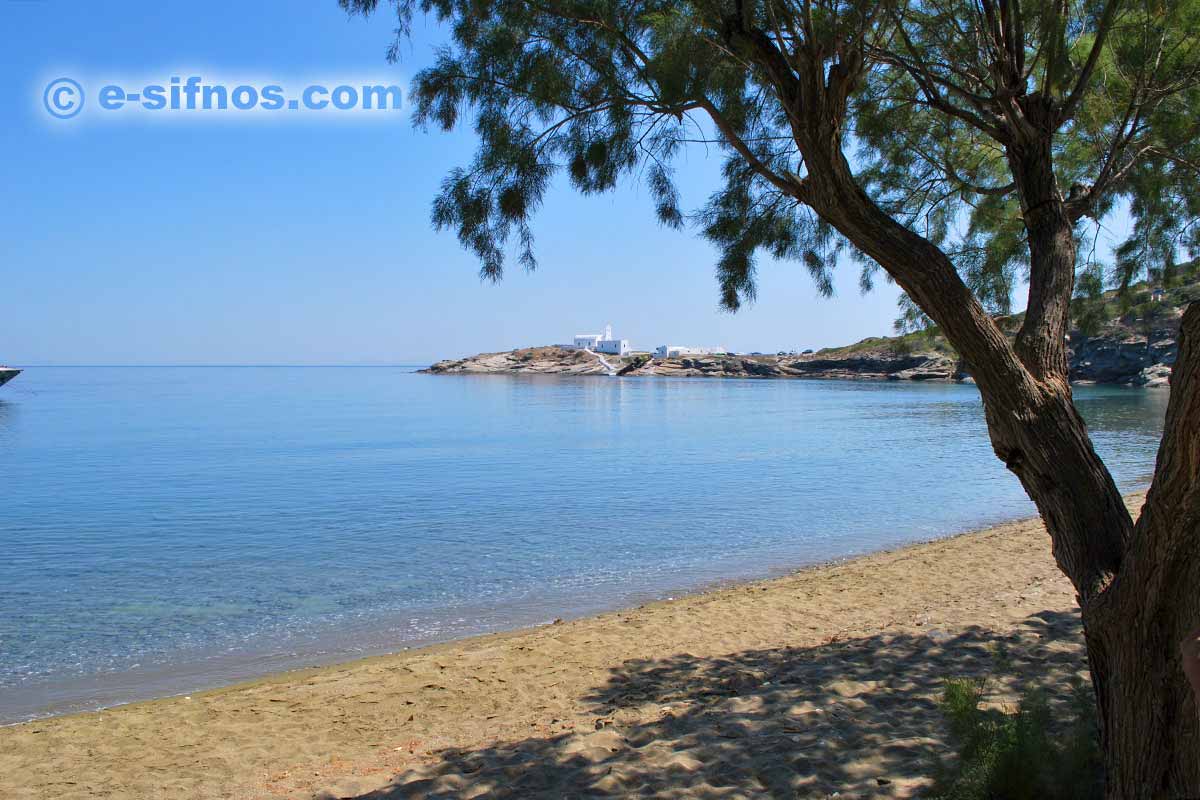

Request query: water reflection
[
  {"left": 0, "top": 399, "right": 16, "bottom": 441},
  {"left": 1075, "top": 386, "right": 1170, "bottom": 434}
]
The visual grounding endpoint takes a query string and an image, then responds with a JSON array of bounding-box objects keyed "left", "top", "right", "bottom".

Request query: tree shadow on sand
[{"left": 332, "top": 609, "right": 1086, "bottom": 799}]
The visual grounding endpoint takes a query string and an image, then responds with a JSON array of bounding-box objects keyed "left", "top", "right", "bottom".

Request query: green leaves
[
  {"left": 343, "top": 0, "right": 1200, "bottom": 319},
  {"left": 647, "top": 161, "right": 683, "bottom": 228},
  {"left": 931, "top": 673, "right": 1101, "bottom": 800}
]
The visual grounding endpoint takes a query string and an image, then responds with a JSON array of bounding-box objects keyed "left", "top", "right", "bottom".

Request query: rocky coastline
[
  {"left": 423, "top": 326, "right": 1176, "bottom": 386},
  {"left": 423, "top": 347, "right": 961, "bottom": 381},
  {"left": 1067, "top": 327, "right": 1177, "bottom": 387}
]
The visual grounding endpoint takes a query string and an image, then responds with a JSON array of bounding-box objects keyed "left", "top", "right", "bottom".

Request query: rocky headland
[
  {"left": 423, "top": 345, "right": 968, "bottom": 382},
  {"left": 425, "top": 278, "right": 1195, "bottom": 386},
  {"left": 423, "top": 325, "right": 1179, "bottom": 386}
]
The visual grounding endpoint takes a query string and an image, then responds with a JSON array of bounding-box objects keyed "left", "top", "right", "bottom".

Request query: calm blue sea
[{"left": 0, "top": 367, "right": 1168, "bottom": 722}]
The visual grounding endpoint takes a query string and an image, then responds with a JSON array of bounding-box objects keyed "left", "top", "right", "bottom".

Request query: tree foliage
[
  {"left": 341, "top": 1, "right": 1200, "bottom": 793},
  {"left": 342, "top": 0, "right": 1199, "bottom": 318}
]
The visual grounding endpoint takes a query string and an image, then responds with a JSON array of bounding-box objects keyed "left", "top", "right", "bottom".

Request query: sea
[{"left": 0, "top": 366, "right": 1168, "bottom": 722}]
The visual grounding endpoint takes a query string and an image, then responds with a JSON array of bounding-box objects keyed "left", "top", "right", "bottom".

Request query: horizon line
[{"left": 2, "top": 363, "right": 435, "bottom": 369}]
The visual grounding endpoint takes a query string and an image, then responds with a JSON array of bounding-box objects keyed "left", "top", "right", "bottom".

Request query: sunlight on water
[{"left": 0, "top": 368, "right": 1168, "bottom": 721}]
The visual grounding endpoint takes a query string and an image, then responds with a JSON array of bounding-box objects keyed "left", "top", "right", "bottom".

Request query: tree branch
[
  {"left": 1057, "top": 0, "right": 1124, "bottom": 123},
  {"left": 697, "top": 97, "right": 809, "bottom": 200}
]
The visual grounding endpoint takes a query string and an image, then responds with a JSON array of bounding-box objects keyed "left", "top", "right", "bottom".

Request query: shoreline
[
  {"left": 2, "top": 496, "right": 1068, "bottom": 727},
  {"left": 0, "top": 497, "right": 1141, "bottom": 799},
  {"left": 424, "top": 341, "right": 1177, "bottom": 386}
]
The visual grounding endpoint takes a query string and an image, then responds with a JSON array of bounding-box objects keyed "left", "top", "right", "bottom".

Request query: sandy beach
[{"left": 0, "top": 498, "right": 1126, "bottom": 799}]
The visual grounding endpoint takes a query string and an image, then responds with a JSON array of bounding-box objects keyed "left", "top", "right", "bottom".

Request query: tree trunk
[
  {"left": 1084, "top": 302, "right": 1200, "bottom": 799},
  {"left": 1086, "top": 565, "right": 1200, "bottom": 798},
  {"left": 806, "top": 146, "right": 1133, "bottom": 602},
  {"left": 995, "top": 136, "right": 1132, "bottom": 604},
  {"left": 1002, "top": 119, "right": 1200, "bottom": 794},
  {"left": 989, "top": 130, "right": 1200, "bottom": 796},
  {"left": 1007, "top": 117, "right": 1077, "bottom": 385},
  {"left": 805, "top": 147, "right": 1200, "bottom": 798},
  {"left": 737, "top": 41, "right": 1200, "bottom": 789}
]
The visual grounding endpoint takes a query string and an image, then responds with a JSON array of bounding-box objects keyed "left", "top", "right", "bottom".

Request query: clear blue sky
[{"left": 4, "top": 1, "right": 967, "bottom": 365}]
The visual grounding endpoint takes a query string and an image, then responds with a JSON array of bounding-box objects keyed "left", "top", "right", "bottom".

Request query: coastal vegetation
[
  {"left": 1073, "top": 266, "right": 1200, "bottom": 337},
  {"left": 818, "top": 269, "right": 1199, "bottom": 382},
  {"left": 931, "top": 672, "right": 1102, "bottom": 800},
  {"left": 882, "top": 269, "right": 1200, "bottom": 352},
  {"left": 345, "top": 0, "right": 1200, "bottom": 795}
]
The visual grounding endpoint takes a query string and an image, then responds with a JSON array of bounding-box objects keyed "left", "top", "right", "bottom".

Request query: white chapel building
[{"left": 571, "top": 324, "right": 631, "bottom": 356}]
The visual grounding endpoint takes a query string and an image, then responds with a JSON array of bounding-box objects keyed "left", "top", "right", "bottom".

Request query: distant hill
[{"left": 812, "top": 269, "right": 1199, "bottom": 387}]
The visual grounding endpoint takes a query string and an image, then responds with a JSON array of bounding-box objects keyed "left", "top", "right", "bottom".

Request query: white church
[{"left": 569, "top": 324, "right": 631, "bottom": 356}]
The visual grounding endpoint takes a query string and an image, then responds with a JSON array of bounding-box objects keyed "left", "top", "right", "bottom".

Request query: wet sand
[{"left": 1, "top": 498, "right": 1126, "bottom": 799}]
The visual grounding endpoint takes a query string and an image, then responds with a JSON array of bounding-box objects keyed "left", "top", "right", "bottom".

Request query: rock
[
  {"left": 425, "top": 348, "right": 970, "bottom": 383},
  {"left": 888, "top": 356, "right": 957, "bottom": 381},
  {"left": 1069, "top": 328, "right": 1178, "bottom": 385},
  {"left": 1133, "top": 364, "right": 1173, "bottom": 387},
  {"left": 423, "top": 324, "right": 1182, "bottom": 387},
  {"left": 424, "top": 346, "right": 615, "bottom": 376}
]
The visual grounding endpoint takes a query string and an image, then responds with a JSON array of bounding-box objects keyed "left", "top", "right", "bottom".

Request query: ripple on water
[{"left": 0, "top": 369, "right": 1168, "bottom": 721}]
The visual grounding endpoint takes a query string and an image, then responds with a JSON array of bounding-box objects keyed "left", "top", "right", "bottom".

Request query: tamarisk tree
[{"left": 342, "top": 0, "right": 1200, "bottom": 795}]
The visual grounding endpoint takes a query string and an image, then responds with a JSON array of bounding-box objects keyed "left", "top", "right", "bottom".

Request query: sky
[{"left": 5, "top": 2, "right": 943, "bottom": 365}]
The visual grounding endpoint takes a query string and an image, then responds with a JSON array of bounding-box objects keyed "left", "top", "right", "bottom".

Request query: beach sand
[{"left": 2, "top": 498, "right": 1131, "bottom": 799}]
